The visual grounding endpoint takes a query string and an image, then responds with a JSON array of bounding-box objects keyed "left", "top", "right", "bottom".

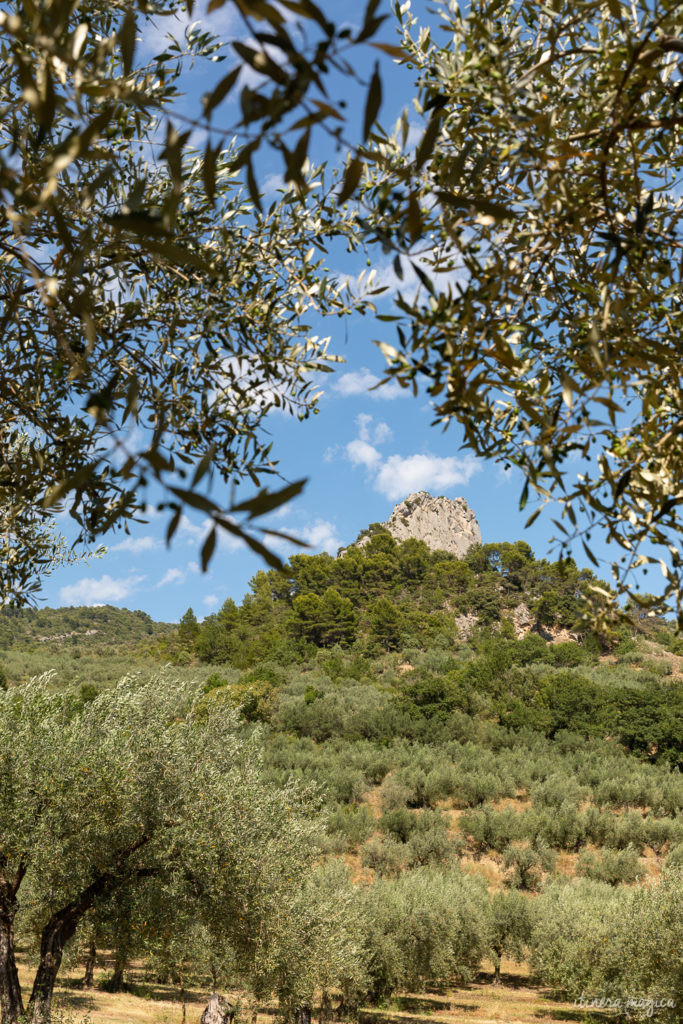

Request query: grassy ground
[{"left": 17, "top": 959, "right": 613, "bottom": 1024}]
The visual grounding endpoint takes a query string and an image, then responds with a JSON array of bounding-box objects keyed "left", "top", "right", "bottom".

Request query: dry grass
[
  {"left": 459, "top": 856, "right": 505, "bottom": 889},
  {"left": 364, "top": 962, "right": 613, "bottom": 1024},
  {"left": 360, "top": 786, "right": 384, "bottom": 818},
  {"left": 18, "top": 960, "right": 203, "bottom": 1024},
  {"left": 489, "top": 797, "right": 531, "bottom": 813},
  {"left": 554, "top": 852, "right": 579, "bottom": 877},
  {"left": 15, "top": 959, "right": 613, "bottom": 1024}
]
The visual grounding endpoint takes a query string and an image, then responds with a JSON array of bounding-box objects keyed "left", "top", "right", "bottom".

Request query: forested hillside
[
  {"left": 0, "top": 603, "right": 173, "bottom": 651},
  {"left": 0, "top": 604, "right": 175, "bottom": 692},
  {"left": 170, "top": 535, "right": 682, "bottom": 767},
  {"left": 1, "top": 536, "right": 681, "bottom": 1023}
]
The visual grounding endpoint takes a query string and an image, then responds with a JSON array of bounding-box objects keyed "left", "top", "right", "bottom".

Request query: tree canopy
[
  {"left": 359, "top": 0, "right": 682, "bottom": 622},
  {"left": 0, "top": 673, "right": 321, "bottom": 1024},
  {"left": 2, "top": 0, "right": 681, "bottom": 625},
  {"left": 0, "top": 0, "right": 389, "bottom": 605}
]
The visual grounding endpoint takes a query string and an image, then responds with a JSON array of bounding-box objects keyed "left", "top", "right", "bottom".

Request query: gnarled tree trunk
[
  {"left": 82, "top": 940, "right": 96, "bottom": 988},
  {"left": 0, "top": 906, "right": 23, "bottom": 1024},
  {"left": 26, "top": 904, "right": 83, "bottom": 1024},
  {"left": 26, "top": 836, "right": 150, "bottom": 1023},
  {"left": 109, "top": 947, "right": 128, "bottom": 993},
  {"left": 0, "top": 866, "right": 26, "bottom": 1024}
]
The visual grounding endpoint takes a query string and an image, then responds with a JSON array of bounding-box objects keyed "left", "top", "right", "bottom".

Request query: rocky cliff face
[{"left": 356, "top": 492, "right": 482, "bottom": 558}]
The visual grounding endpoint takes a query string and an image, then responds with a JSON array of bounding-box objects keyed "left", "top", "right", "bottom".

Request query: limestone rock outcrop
[{"left": 354, "top": 491, "right": 481, "bottom": 558}]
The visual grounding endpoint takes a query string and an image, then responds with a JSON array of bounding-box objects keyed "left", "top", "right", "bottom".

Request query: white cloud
[
  {"left": 342, "top": 415, "right": 393, "bottom": 470},
  {"left": 266, "top": 518, "right": 342, "bottom": 557},
  {"left": 203, "top": 593, "right": 220, "bottom": 609},
  {"left": 332, "top": 368, "right": 406, "bottom": 401},
  {"left": 373, "top": 453, "right": 481, "bottom": 501},
  {"left": 210, "top": 352, "right": 323, "bottom": 418},
  {"left": 356, "top": 412, "right": 373, "bottom": 441},
  {"left": 177, "top": 514, "right": 205, "bottom": 543},
  {"left": 109, "top": 535, "right": 161, "bottom": 554},
  {"left": 357, "top": 413, "right": 393, "bottom": 445},
  {"left": 60, "top": 574, "right": 146, "bottom": 606},
  {"left": 373, "top": 420, "right": 394, "bottom": 444},
  {"left": 177, "top": 514, "right": 242, "bottom": 552},
  {"left": 342, "top": 417, "right": 481, "bottom": 500},
  {"left": 345, "top": 438, "right": 381, "bottom": 469},
  {"left": 303, "top": 519, "right": 342, "bottom": 555},
  {"left": 157, "top": 568, "right": 186, "bottom": 587},
  {"left": 140, "top": 3, "right": 239, "bottom": 59},
  {"left": 351, "top": 248, "right": 468, "bottom": 305}
]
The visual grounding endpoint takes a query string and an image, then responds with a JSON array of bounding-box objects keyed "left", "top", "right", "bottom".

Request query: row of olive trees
[
  {"left": 53, "top": 857, "right": 683, "bottom": 1022},
  {"left": 0, "top": 674, "right": 329, "bottom": 1024},
  {"left": 278, "top": 863, "right": 682, "bottom": 1022},
  {"left": 2, "top": 673, "right": 680, "bottom": 1023}
]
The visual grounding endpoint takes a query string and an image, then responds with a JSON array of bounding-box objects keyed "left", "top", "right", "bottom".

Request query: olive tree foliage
[
  {"left": 361, "top": 0, "right": 683, "bottom": 623},
  {"left": 531, "top": 871, "right": 682, "bottom": 1022},
  {"left": 248, "top": 859, "right": 368, "bottom": 1021},
  {"left": 0, "top": 0, "right": 393, "bottom": 605},
  {"left": 357, "top": 868, "right": 489, "bottom": 1000},
  {"left": 0, "top": 674, "right": 322, "bottom": 1024},
  {"left": 1, "top": 433, "right": 106, "bottom": 604}
]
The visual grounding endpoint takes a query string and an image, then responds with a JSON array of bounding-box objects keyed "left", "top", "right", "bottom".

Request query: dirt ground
[{"left": 17, "top": 957, "right": 613, "bottom": 1024}]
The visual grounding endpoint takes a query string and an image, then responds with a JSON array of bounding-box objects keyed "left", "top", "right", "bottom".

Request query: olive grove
[{"left": 0, "top": 674, "right": 323, "bottom": 1024}]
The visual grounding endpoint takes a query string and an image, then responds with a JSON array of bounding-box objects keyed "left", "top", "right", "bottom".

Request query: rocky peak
[{"left": 356, "top": 492, "right": 482, "bottom": 558}]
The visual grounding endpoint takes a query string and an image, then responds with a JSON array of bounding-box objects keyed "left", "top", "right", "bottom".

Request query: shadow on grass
[
  {"left": 533, "top": 1009, "right": 615, "bottom": 1022},
  {"left": 54, "top": 992, "right": 96, "bottom": 1012},
  {"left": 475, "top": 969, "right": 529, "bottom": 989},
  {"left": 394, "top": 996, "right": 476, "bottom": 1014},
  {"left": 359, "top": 1011, "right": 476, "bottom": 1024},
  {"left": 123, "top": 982, "right": 207, "bottom": 1004}
]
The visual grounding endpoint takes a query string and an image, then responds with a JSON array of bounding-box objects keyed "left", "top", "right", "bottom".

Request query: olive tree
[
  {"left": 1, "top": 437, "right": 104, "bottom": 604},
  {"left": 488, "top": 889, "right": 534, "bottom": 984},
  {"left": 531, "top": 872, "right": 682, "bottom": 1021},
  {"left": 0, "top": 0, "right": 390, "bottom": 605},
  {"left": 361, "top": 0, "right": 683, "bottom": 622},
  {"left": 249, "top": 859, "right": 367, "bottom": 1023},
  {"left": 0, "top": 674, "right": 322, "bottom": 1024},
  {"left": 357, "top": 868, "right": 489, "bottom": 1000}
]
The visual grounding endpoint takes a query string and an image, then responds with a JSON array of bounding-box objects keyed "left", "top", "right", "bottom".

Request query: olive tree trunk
[
  {"left": 82, "top": 941, "right": 96, "bottom": 988},
  {"left": 27, "top": 900, "right": 90, "bottom": 1024},
  {"left": 0, "top": 907, "right": 23, "bottom": 1024},
  {"left": 0, "top": 865, "right": 26, "bottom": 1024},
  {"left": 25, "top": 838, "right": 150, "bottom": 1023}
]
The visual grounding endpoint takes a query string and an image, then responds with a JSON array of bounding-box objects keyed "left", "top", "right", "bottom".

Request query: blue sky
[{"left": 37, "top": 1, "right": 662, "bottom": 620}]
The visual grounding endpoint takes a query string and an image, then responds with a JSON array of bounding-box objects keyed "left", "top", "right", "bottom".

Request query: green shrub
[
  {"left": 79, "top": 682, "right": 99, "bottom": 704},
  {"left": 379, "top": 808, "right": 415, "bottom": 843},
  {"left": 531, "top": 871, "right": 682, "bottom": 1022},
  {"left": 488, "top": 890, "right": 534, "bottom": 983},
  {"left": 379, "top": 774, "right": 413, "bottom": 812},
  {"left": 326, "top": 804, "right": 375, "bottom": 850},
  {"left": 665, "top": 842, "right": 683, "bottom": 869},
  {"left": 644, "top": 816, "right": 681, "bottom": 855},
  {"left": 203, "top": 672, "right": 228, "bottom": 693},
  {"left": 424, "top": 763, "right": 459, "bottom": 804},
  {"left": 576, "top": 846, "right": 641, "bottom": 886},
  {"left": 361, "top": 836, "right": 408, "bottom": 877},
  {"left": 503, "top": 843, "right": 546, "bottom": 891},
  {"left": 357, "top": 868, "right": 489, "bottom": 1000},
  {"left": 460, "top": 807, "right": 521, "bottom": 856},
  {"left": 406, "top": 827, "right": 462, "bottom": 868}
]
